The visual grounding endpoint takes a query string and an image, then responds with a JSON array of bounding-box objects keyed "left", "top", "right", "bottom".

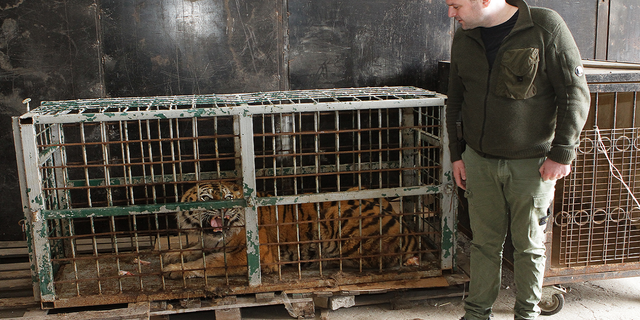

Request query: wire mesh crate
[
  {"left": 13, "top": 87, "right": 454, "bottom": 309},
  {"left": 545, "top": 62, "right": 640, "bottom": 284}
]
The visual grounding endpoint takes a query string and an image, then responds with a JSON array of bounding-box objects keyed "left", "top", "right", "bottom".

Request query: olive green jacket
[{"left": 446, "top": 0, "right": 590, "bottom": 165}]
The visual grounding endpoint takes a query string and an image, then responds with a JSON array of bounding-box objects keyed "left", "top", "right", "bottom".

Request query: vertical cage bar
[
  {"left": 440, "top": 105, "right": 456, "bottom": 270},
  {"left": 239, "top": 113, "right": 261, "bottom": 286},
  {"left": 12, "top": 117, "right": 41, "bottom": 301},
  {"left": 18, "top": 118, "right": 56, "bottom": 300}
]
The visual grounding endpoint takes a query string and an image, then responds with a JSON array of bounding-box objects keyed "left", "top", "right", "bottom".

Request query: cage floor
[{"left": 53, "top": 251, "right": 442, "bottom": 301}]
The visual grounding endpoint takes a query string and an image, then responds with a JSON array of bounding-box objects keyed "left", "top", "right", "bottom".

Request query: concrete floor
[{"left": 240, "top": 270, "right": 640, "bottom": 320}]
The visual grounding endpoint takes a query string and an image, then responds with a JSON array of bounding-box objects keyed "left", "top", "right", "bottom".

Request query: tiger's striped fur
[{"left": 162, "top": 182, "right": 420, "bottom": 279}]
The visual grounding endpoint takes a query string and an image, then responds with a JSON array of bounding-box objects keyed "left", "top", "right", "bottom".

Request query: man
[{"left": 444, "top": 0, "right": 590, "bottom": 319}]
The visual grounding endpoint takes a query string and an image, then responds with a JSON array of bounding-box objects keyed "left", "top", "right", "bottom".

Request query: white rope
[{"left": 594, "top": 126, "right": 640, "bottom": 210}]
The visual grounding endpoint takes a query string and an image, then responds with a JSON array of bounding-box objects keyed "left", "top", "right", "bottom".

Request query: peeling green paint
[
  {"left": 243, "top": 183, "right": 255, "bottom": 197},
  {"left": 33, "top": 195, "right": 43, "bottom": 206},
  {"left": 444, "top": 170, "right": 453, "bottom": 182},
  {"left": 441, "top": 216, "right": 453, "bottom": 259}
]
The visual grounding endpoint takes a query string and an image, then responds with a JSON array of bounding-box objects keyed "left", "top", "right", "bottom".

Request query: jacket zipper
[{"left": 480, "top": 66, "right": 491, "bottom": 154}]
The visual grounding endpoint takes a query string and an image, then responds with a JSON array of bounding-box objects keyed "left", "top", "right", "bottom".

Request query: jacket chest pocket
[{"left": 495, "top": 47, "right": 539, "bottom": 99}]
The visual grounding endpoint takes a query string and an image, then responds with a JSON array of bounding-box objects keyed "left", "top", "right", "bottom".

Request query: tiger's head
[{"left": 178, "top": 182, "right": 245, "bottom": 237}]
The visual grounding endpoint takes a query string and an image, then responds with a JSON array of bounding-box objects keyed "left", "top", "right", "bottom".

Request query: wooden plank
[
  {"left": 0, "top": 262, "right": 31, "bottom": 272},
  {"left": 0, "top": 247, "right": 29, "bottom": 258},
  {"left": 0, "top": 297, "right": 39, "bottom": 309},
  {"left": 0, "top": 269, "right": 31, "bottom": 280},
  {"left": 0, "top": 241, "right": 27, "bottom": 249},
  {"left": 16, "top": 302, "right": 150, "bottom": 320},
  {"left": 0, "top": 279, "right": 32, "bottom": 291},
  {"left": 214, "top": 308, "right": 242, "bottom": 320}
]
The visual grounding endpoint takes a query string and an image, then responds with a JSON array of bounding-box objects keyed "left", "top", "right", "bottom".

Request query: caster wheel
[{"left": 539, "top": 292, "right": 564, "bottom": 316}]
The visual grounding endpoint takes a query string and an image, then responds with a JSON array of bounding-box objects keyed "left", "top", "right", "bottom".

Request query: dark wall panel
[
  {"left": 0, "top": 0, "right": 101, "bottom": 240},
  {"left": 288, "top": 0, "right": 450, "bottom": 91},
  {"left": 101, "top": 0, "right": 283, "bottom": 97},
  {"left": 608, "top": 0, "right": 640, "bottom": 62},
  {"left": 529, "top": 0, "right": 598, "bottom": 60}
]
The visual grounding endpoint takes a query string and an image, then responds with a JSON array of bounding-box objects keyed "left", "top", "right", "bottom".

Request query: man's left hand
[{"left": 539, "top": 159, "right": 571, "bottom": 181}]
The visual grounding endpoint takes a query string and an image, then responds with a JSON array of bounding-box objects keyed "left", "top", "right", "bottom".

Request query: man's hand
[
  {"left": 539, "top": 159, "right": 571, "bottom": 181},
  {"left": 453, "top": 160, "right": 467, "bottom": 190}
]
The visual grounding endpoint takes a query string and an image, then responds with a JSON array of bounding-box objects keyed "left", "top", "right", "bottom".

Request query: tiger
[{"left": 161, "top": 181, "right": 422, "bottom": 279}]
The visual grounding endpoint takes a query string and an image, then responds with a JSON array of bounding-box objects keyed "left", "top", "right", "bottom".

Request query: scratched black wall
[{"left": 0, "top": 0, "right": 637, "bottom": 240}]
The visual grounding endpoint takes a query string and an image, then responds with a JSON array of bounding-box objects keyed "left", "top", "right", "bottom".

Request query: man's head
[{"left": 446, "top": 0, "right": 514, "bottom": 30}]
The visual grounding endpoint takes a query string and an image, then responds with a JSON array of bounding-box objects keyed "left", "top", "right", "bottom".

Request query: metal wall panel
[
  {"left": 528, "top": 0, "right": 598, "bottom": 60},
  {"left": 288, "top": 0, "right": 451, "bottom": 91},
  {"left": 608, "top": 0, "right": 640, "bottom": 62},
  {"left": 0, "top": 0, "right": 101, "bottom": 240},
  {"left": 101, "top": 0, "right": 284, "bottom": 97}
]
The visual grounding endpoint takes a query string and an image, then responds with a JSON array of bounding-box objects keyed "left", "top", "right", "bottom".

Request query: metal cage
[
  {"left": 13, "top": 87, "right": 455, "bottom": 309},
  {"left": 545, "top": 62, "right": 640, "bottom": 284}
]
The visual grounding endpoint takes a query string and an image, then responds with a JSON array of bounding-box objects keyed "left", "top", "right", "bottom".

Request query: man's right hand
[{"left": 453, "top": 160, "right": 467, "bottom": 190}]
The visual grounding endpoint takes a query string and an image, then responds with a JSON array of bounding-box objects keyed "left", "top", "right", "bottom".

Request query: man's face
[{"left": 446, "top": 0, "right": 485, "bottom": 30}]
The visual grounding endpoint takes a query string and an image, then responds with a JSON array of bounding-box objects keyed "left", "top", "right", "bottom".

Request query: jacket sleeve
[
  {"left": 446, "top": 35, "right": 466, "bottom": 163},
  {"left": 545, "top": 14, "right": 590, "bottom": 165}
]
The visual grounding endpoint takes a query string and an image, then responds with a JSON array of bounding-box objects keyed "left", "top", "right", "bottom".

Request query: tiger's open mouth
[{"left": 209, "top": 217, "right": 224, "bottom": 232}]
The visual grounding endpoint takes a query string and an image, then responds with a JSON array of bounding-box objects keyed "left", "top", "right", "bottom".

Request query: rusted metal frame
[
  {"left": 355, "top": 108, "right": 366, "bottom": 271},
  {"left": 378, "top": 109, "right": 385, "bottom": 190},
  {"left": 111, "top": 214, "right": 124, "bottom": 294},
  {"left": 34, "top": 87, "right": 435, "bottom": 109},
  {"left": 335, "top": 110, "right": 344, "bottom": 272},
  {"left": 146, "top": 119, "right": 159, "bottom": 205},
  {"left": 312, "top": 112, "right": 324, "bottom": 277},
  {"left": 189, "top": 116, "right": 212, "bottom": 287},
  {"left": 152, "top": 119, "right": 168, "bottom": 289},
  {"left": 175, "top": 116, "right": 190, "bottom": 288},
  {"left": 100, "top": 122, "right": 114, "bottom": 207},
  {"left": 251, "top": 122, "right": 439, "bottom": 137},
  {"left": 255, "top": 186, "right": 442, "bottom": 207},
  {"left": 78, "top": 123, "right": 92, "bottom": 208},
  {"left": 586, "top": 127, "right": 600, "bottom": 266},
  {"left": 254, "top": 144, "right": 438, "bottom": 161},
  {"left": 603, "top": 122, "right": 622, "bottom": 263},
  {"left": 291, "top": 112, "right": 304, "bottom": 280},
  {"left": 51, "top": 123, "right": 74, "bottom": 264},
  {"left": 42, "top": 199, "right": 245, "bottom": 220},
  {"left": 543, "top": 269, "right": 640, "bottom": 286},
  {"left": 25, "top": 98, "right": 444, "bottom": 125},
  {"left": 399, "top": 107, "right": 415, "bottom": 266},
  {"left": 20, "top": 89, "right": 448, "bottom": 304}
]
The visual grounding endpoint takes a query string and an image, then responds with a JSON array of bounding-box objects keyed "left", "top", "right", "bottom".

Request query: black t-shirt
[{"left": 481, "top": 10, "right": 519, "bottom": 69}]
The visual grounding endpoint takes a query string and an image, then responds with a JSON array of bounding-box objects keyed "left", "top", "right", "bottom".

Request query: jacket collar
[{"left": 462, "top": 0, "right": 533, "bottom": 44}]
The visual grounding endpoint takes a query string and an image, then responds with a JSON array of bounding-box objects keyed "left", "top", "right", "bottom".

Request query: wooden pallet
[
  {"left": 0, "top": 240, "right": 468, "bottom": 319},
  {"left": 0, "top": 241, "right": 38, "bottom": 312}
]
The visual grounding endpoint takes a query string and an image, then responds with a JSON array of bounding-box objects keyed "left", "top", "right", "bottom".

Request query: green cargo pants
[{"left": 462, "top": 148, "right": 555, "bottom": 320}]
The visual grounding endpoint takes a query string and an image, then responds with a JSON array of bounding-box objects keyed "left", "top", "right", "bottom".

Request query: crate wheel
[{"left": 539, "top": 292, "right": 564, "bottom": 316}]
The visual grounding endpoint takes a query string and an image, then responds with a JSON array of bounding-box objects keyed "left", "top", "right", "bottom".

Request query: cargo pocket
[
  {"left": 530, "top": 195, "right": 553, "bottom": 239},
  {"left": 495, "top": 48, "right": 539, "bottom": 100}
]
